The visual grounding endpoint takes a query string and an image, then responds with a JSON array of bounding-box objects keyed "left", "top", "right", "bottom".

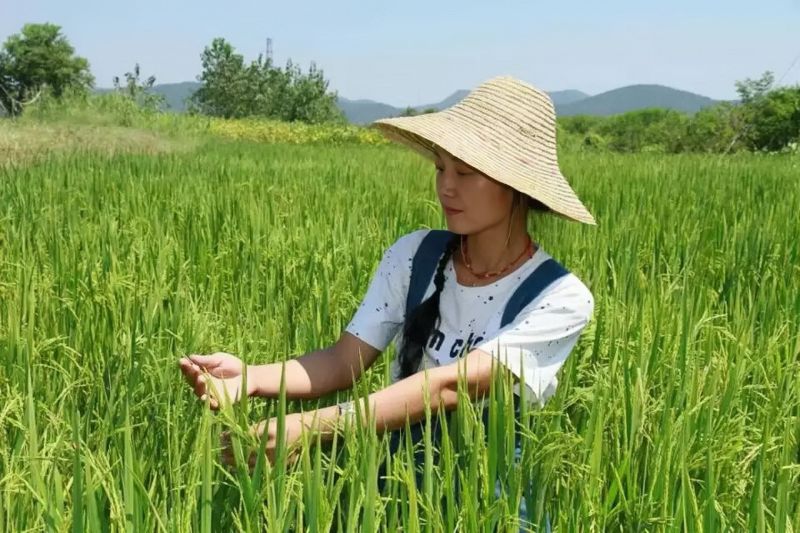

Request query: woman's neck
[{"left": 462, "top": 220, "right": 531, "bottom": 273}]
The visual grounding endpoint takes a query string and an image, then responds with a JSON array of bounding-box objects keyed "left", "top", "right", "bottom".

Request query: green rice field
[{"left": 0, "top": 139, "right": 798, "bottom": 531}]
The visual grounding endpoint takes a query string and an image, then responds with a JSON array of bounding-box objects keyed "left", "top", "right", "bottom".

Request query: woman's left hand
[{"left": 221, "top": 413, "right": 305, "bottom": 471}]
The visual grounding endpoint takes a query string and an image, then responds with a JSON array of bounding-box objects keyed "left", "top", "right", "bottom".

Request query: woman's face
[{"left": 434, "top": 148, "right": 514, "bottom": 235}]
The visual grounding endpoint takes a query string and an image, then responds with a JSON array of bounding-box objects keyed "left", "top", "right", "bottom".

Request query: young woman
[{"left": 178, "top": 76, "right": 595, "bottom": 529}]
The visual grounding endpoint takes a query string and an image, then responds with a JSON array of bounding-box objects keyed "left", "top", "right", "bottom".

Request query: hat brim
[{"left": 371, "top": 110, "right": 596, "bottom": 225}]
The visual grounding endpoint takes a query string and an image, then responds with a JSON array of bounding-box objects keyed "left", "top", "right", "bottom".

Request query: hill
[
  {"left": 337, "top": 89, "right": 593, "bottom": 124},
  {"left": 153, "top": 82, "right": 201, "bottom": 111},
  {"left": 335, "top": 97, "right": 400, "bottom": 125},
  {"left": 97, "top": 82, "right": 719, "bottom": 122},
  {"left": 550, "top": 90, "right": 591, "bottom": 106},
  {"left": 555, "top": 84, "right": 718, "bottom": 116},
  {"left": 336, "top": 86, "right": 720, "bottom": 123}
]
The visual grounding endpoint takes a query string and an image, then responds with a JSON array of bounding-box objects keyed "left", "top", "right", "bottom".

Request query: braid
[{"left": 397, "top": 234, "right": 460, "bottom": 379}]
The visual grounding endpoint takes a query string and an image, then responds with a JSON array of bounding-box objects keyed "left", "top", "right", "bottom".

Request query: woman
[{"left": 178, "top": 76, "right": 595, "bottom": 530}]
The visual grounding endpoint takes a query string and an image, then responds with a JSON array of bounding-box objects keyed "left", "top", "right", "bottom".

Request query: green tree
[
  {"left": 725, "top": 71, "right": 800, "bottom": 152},
  {"left": 113, "top": 63, "right": 165, "bottom": 112},
  {"left": 683, "top": 102, "right": 744, "bottom": 153},
  {"left": 188, "top": 38, "right": 249, "bottom": 118},
  {"left": 744, "top": 86, "right": 800, "bottom": 151},
  {"left": 0, "top": 23, "right": 93, "bottom": 116},
  {"left": 189, "top": 38, "right": 343, "bottom": 123},
  {"left": 735, "top": 71, "right": 775, "bottom": 104},
  {"left": 559, "top": 115, "right": 603, "bottom": 135},
  {"left": 598, "top": 108, "right": 688, "bottom": 153},
  {"left": 258, "top": 59, "right": 342, "bottom": 123}
]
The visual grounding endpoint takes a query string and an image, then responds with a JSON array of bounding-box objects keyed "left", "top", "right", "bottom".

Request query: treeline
[
  {"left": 0, "top": 23, "right": 344, "bottom": 124},
  {"left": 2, "top": 23, "right": 798, "bottom": 153},
  {"left": 559, "top": 72, "right": 799, "bottom": 154},
  {"left": 187, "top": 38, "right": 342, "bottom": 123}
]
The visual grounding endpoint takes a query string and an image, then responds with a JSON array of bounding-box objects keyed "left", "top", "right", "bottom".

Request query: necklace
[{"left": 460, "top": 233, "right": 533, "bottom": 282}]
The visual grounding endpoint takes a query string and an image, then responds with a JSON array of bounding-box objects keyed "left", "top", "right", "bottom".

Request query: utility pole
[{"left": 265, "top": 38, "right": 273, "bottom": 64}]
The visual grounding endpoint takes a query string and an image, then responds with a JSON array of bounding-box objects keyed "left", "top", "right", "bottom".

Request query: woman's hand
[
  {"left": 220, "top": 414, "right": 306, "bottom": 471},
  {"left": 178, "top": 352, "right": 254, "bottom": 409}
]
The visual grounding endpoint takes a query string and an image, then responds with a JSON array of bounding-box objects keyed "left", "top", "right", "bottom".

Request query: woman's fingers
[
  {"left": 179, "top": 358, "right": 205, "bottom": 396},
  {"left": 218, "top": 441, "right": 299, "bottom": 474},
  {"left": 194, "top": 374, "right": 208, "bottom": 399},
  {"left": 188, "top": 354, "right": 222, "bottom": 371},
  {"left": 178, "top": 357, "right": 198, "bottom": 382},
  {"left": 178, "top": 356, "right": 233, "bottom": 412}
]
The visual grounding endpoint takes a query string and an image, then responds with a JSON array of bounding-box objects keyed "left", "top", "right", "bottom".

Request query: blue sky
[{"left": 2, "top": 0, "right": 799, "bottom": 106}]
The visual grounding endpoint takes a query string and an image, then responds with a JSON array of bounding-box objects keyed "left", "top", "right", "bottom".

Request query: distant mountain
[
  {"left": 93, "top": 81, "right": 200, "bottom": 112},
  {"left": 337, "top": 88, "right": 595, "bottom": 124},
  {"left": 154, "top": 82, "right": 200, "bottom": 111},
  {"left": 335, "top": 97, "right": 400, "bottom": 124},
  {"left": 336, "top": 90, "right": 467, "bottom": 124},
  {"left": 96, "top": 82, "right": 719, "bottom": 122},
  {"left": 555, "top": 84, "right": 718, "bottom": 116},
  {"left": 418, "top": 89, "right": 469, "bottom": 111},
  {"left": 549, "top": 90, "right": 590, "bottom": 106}
]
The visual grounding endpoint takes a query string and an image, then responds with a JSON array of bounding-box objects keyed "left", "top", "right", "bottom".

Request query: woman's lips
[{"left": 444, "top": 207, "right": 463, "bottom": 215}]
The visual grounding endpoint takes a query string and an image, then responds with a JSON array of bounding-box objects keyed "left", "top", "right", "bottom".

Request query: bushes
[
  {"left": 15, "top": 91, "right": 387, "bottom": 146},
  {"left": 558, "top": 85, "right": 800, "bottom": 154},
  {"left": 207, "top": 117, "right": 388, "bottom": 145},
  {"left": 740, "top": 86, "right": 800, "bottom": 152}
]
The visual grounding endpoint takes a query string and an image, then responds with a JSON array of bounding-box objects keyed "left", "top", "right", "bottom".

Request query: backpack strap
[
  {"left": 406, "top": 229, "right": 455, "bottom": 316},
  {"left": 500, "top": 258, "right": 569, "bottom": 328}
]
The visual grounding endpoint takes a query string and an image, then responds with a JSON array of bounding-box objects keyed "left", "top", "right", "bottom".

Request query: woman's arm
[
  {"left": 179, "top": 333, "right": 382, "bottom": 409},
  {"left": 290, "top": 349, "right": 498, "bottom": 439},
  {"left": 248, "top": 332, "right": 382, "bottom": 400}
]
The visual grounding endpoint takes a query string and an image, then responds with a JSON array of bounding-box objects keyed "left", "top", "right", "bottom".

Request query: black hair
[
  {"left": 397, "top": 233, "right": 460, "bottom": 379},
  {"left": 528, "top": 197, "right": 549, "bottom": 213}
]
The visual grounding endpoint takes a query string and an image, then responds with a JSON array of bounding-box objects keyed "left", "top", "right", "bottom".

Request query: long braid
[{"left": 397, "top": 234, "right": 461, "bottom": 379}]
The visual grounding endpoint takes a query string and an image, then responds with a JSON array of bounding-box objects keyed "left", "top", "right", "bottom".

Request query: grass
[
  {"left": 0, "top": 136, "right": 798, "bottom": 531},
  {"left": 0, "top": 120, "right": 195, "bottom": 167},
  {"left": 0, "top": 92, "right": 388, "bottom": 170}
]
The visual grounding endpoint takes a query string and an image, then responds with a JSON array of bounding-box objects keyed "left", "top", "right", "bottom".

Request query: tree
[
  {"left": 683, "top": 103, "right": 744, "bottom": 153},
  {"left": 277, "top": 60, "right": 341, "bottom": 123},
  {"left": 735, "top": 71, "right": 775, "bottom": 104},
  {"left": 188, "top": 38, "right": 249, "bottom": 118},
  {"left": 189, "top": 38, "right": 344, "bottom": 123},
  {"left": 743, "top": 86, "right": 800, "bottom": 151},
  {"left": 0, "top": 23, "right": 93, "bottom": 116},
  {"left": 598, "top": 108, "right": 689, "bottom": 153},
  {"left": 560, "top": 115, "right": 603, "bottom": 135},
  {"left": 727, "top": 71, "right": 800, "bottom": 152},
  {"left": 113, "top": 63, "right": 165, "bottom": 112}
]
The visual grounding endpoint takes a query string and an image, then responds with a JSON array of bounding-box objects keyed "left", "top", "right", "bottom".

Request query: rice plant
[{"left": 0, "top": 141, "right": 798, "bottom": 531}]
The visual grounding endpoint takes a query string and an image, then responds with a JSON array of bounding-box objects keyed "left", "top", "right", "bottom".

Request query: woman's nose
[{"left": 438, "top": 169, "right": 458, "bottom": 195}]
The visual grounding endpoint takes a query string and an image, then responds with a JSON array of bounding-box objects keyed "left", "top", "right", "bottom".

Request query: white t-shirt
[{"left": 345, "top": 229, "right": 594, "bottom": 405}]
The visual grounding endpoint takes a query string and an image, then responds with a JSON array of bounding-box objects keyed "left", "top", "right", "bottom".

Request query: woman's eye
[{"left": 435, "top": 166, "right": 471, "bottom": 176}]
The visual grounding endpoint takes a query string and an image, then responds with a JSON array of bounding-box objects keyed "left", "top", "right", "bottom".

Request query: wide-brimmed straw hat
[{"left": 372, "top": 76, "right": 596, "bottom": 225}]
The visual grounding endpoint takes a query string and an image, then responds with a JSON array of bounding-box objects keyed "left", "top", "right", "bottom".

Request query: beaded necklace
[{"left": 459, "top": 233, "right": 534, "bottom": 283}]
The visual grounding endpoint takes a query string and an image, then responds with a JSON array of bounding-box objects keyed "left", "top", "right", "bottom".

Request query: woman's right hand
[{"left": 178, "top": 352, "right": 253, "bottom": 410}]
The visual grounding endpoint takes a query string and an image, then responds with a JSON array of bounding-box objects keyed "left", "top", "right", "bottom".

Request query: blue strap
[
  {"left": 500, "top": 257, "right": 569, "bottom": 328},
  {"left": 406, "top": 229, "right": 455, "bottom": 316},
  {"left": 383, "top": 234, "right": 570, "bottom": 496}
]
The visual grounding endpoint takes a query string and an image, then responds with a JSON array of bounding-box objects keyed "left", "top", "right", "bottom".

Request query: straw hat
[{"left": 372, "top": 76, "right": 596, "bottom": 225}]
